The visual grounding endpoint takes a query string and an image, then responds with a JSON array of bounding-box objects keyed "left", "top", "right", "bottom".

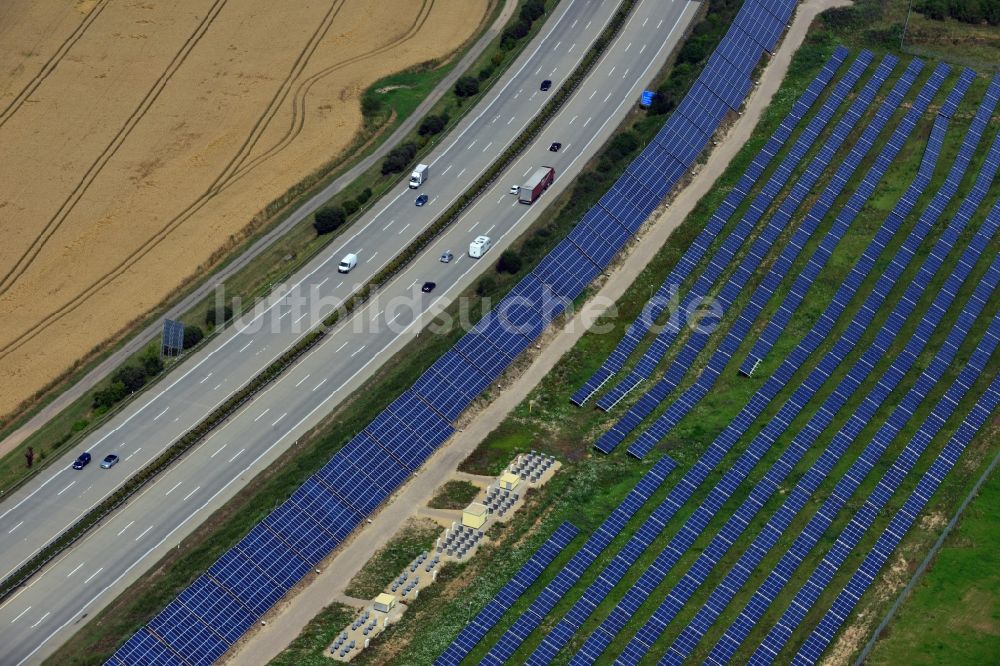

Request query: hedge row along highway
[{"left": 0, "top": 0, "right": 639, "bottom": 604}]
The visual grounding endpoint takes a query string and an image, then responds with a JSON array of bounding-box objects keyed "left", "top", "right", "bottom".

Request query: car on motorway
[
  {"left": 509, "top": 184, "right": 519, "bottom": 195},
  {"left": 549, "top": 141, "right": 562, "bottom": 152},
  {"left": 440, "top": 250, "right": 453, "bottom": 263},
  {"left": 421, "top": 281, "right": 437, "bottom": 293},
  {"left": 415, "top": 193, "right": 429, "bottom": 206},
  {"left": 100, "top": 454, "right": 120, "bottom": 469},
  {"left": 72, "top": 452, "right": 91, "bottom": 470},
  {"left": 540, "top": 79, "right": 552, "bottom": 91}
]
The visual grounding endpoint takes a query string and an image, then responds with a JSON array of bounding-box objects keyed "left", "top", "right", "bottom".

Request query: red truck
[{"left": 518, "top": 166, "right": 555, "bottom": 204}]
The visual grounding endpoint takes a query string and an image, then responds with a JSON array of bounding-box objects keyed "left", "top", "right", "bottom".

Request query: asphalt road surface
[{"left": 0, "top": 0, "right": 698, "bottom": 662}]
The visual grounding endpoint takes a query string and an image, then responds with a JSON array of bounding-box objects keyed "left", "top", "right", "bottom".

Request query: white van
[
  {"left": 338, "top": 253, "right": 358, "bottom": 273},
  {"left": 468, "top": 235, "right": 492, "bottom": 258}
]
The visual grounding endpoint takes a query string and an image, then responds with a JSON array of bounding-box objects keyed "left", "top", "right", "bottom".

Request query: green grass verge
[
  {"left": 427, "top": 481, "right": 482, "bottom": 510},
  {"left": 864, "top": 463, "right": 1000, "bottom": 665},
  {"left": 344, "top": 518, "right": 443, "bottom": 599},
  {"left": 269, "top": 602, "right": 357, "bottom": 666}
]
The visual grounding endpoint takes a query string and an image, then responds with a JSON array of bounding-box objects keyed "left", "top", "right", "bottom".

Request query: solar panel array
[
  {"left": 739, "top": 63, "right": 980, "bottom": 375},
  {"left": 618, "top": 61, "right": 949, "bottom": 459},
  {"left": 434, "top": 521, "right": 580, "bottom": 666},
  {"left": 469, "top": 455, "right": 677, "bottom": 664},
  {"left": 756, "top": 296, "right": 1000, "bottom": 665},
  {"left": 702, "top": 129, "right": 1000, "bottom": 666},
  {"left": 594, "top": 53, "right": 901, "bottom": 453},
  {"left": 570, "top": 46, "right": 850, "bottom": 407},
  {"left": 795, "top": 341, "right": 1000, "bottom": 664},
  {"left": 661, "top": 74, "right": 998, "bottom": 665},
  {"left": 590, "top": 51, "right": 878, "bottom": 416},
  {"left": 597, "top": 66, "right": 965, "bottom": 666}
]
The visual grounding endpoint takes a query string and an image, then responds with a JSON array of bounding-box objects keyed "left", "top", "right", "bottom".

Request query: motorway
[{"left": 0, "top": 0, "right": 698, "bottom": 662}]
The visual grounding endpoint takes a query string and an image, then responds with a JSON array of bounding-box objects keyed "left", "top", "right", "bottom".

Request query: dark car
[
  {"left": 72, "top": 452, "right": 92, "bottom": 470},
  {"left": 100, "top": 454, "right": 120, "bottom": 469},
  {"left": 549, "top": 142, "right": 562, "bottom": 152},
  {"left": 540, "top": 79, "right": 552, "bottom": 91},
  {"left": 421, "top": 281, "right": 437, "bottom": 293},
  {"left": 415, "top": 194, "right": 429, "bottom": 206}
]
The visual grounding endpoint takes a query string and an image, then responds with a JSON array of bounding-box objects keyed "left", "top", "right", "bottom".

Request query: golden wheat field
[{"left": 0, "top": 0, "right": 488, "bottom": 421}]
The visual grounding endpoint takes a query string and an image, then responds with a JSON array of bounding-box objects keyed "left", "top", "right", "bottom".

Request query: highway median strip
[{"left": 0, "top": 0, "right": 638, "bottom": 604}]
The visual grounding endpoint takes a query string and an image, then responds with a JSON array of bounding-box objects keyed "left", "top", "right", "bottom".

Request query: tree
[
  {"left": 453, "top": 76, "right": 480, "bottom": 99},
  {"left": 314, "top": 206, "right": 347, "bottom": 234},
  {"left": 205, "top": 304, "right": 233, "bottom": 328},
  {"left": 356, "top": 187, "right": 373, "bottom": 205},
  {"left": 502, "top": 18, "right": 532, "bottom": 47},
  {"left": 496, "top": 250, "right": 523, "bottom": 274},
  {"left": 342, "top": 199, "right": 359, "bottom": 216},
  {"left": 361, "top": 92, "right": 383, "bottom": 119},
  {"left": 476, "top": 276, "right": 497, "bottom": 296},
  {"left": 111, "top": 365, "right": 147, "bottom": 393},
  {"left": 183, "top": 326, "right": 204, "bottom": 350},
  {"left": 93, "top": 381, "right": 127, "bottom": 410}
]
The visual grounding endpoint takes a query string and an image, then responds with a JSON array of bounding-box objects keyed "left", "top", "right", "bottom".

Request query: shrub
[
  {"left": 112, "top": 365, "right": 147, "bottom": 393},
  {"left": 314, "top": 206, "right": 347, "bottom": 235},
  {"left": 502, "top": 17, "right": 532, "bottom": 47},
  {"left": 478, "top": 66, "right": 494, "bottom": 81},
  {"left": 496, "top": 250, "right": 523, "bottom": 274},
  {"left": 183, "top": 326, "right": 204, "bottom": 350},
  {"left": 476, "top": 276, "right": 497, "bottom": 296},
  {"left": 381, "top": 142, "right": 418, "bottom": 175},
  {"left": 343, "top": 199, "right": 359, "bottom": 216},
  {"left": 418, "top": 114, "right": 448, "bottom": 136},
  {"left": 454, "top": 75, "right": 480, "bottom": 98},
  {"left": 93, "top": 381, "right": 127, "bottom": 410},
  {"left": 360, "top": 91, "right": 383, "bottom": 119},
  {"left": 356, "top": 187, "right": 373, "bottom": 205},
  {"left": 605, "top": 131, "right": 640, "bottom": 163},
  {"left": 142, "top": 352, "right": 165, "bottom": 377},
  {"left": 204, "top": 304, "right": 233, "bottom": 328},
  {"left": 520, "top": 0, "right": 546, "bottom": 22}
]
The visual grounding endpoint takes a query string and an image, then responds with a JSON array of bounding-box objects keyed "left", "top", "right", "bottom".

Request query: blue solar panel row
[
  {"left": 570, "top": 47, "right": 850, "bottom": 407},
  {"left": 619, "top": 60, "right": 941, "bottom": 461},
  {"left": 592, "top": 53, "right": 894, "bottom": 447},
  {"left": 795, "top": 356, "right": 1000, "bottom": 664},
  {"left": 702, "top": 134, "right": 1000, "bottom": 665},
  {"left": 569, "top": 74, "right": 1000, "bottom": 666},
  {"left": 739, "top": 61, "right": 954, "bottom": 375},
  {"left": 476, "top": 455, "right": 677, "bottom": 664},
  {"left": 752, "top": 292, "right": 1000, "bottom": 666},
  {"left": 434, "top": 522, "right": 580, "bottom": 666},
  {"left": 601, "top": 68, "right": 963, "bottom": 666}
]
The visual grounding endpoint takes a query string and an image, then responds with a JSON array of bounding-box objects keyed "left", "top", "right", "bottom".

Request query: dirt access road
[
  {"left": 0, "top": 0, "right": 486, "bottom": 421},
  {"left": 224, "top": 0, "right": 850, "bottom": 662}
]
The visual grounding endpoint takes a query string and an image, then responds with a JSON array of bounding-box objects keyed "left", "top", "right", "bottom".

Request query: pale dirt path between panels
[
  {"left": 0, "top": 0, "right": 487, "bottom": 420},
  {"left": 225, "top": 0, "right": 850, "bottom": 662}
]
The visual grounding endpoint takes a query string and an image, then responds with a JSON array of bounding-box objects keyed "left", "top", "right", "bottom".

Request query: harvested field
[{"left": 0, "top": 0, "right": 487, "bottom": 420}]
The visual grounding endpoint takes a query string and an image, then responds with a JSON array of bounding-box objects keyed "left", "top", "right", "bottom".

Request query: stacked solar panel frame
[
  {"left": 702, "top": 134, "right": 1000, "bottom": 665},
  {"left": 469, "top": 455, "right": 677, "bottom": 664},
  {"left": 434, "top": 521, "right": 580, "bottom": 666},
  {"left": 794, "top": 357, "right": 1000, "bottom": 664},
  {"left": 739, "top": 64, "right": 979, "bottom": 376},
  {"left": 570, "top": 47, "right": 850, "bottom": 406},
  {"left": 596, "top": 66, "right": 967, "bottom": 666},
  {"left": 752, "top": 282, "right": 1000, "bottom": 665},
  {"left": 621, "top": 60, "right": 945, "bottom": 460},
  {"left": 593, "top": 52, "right": 896, "bottom": 448}
]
